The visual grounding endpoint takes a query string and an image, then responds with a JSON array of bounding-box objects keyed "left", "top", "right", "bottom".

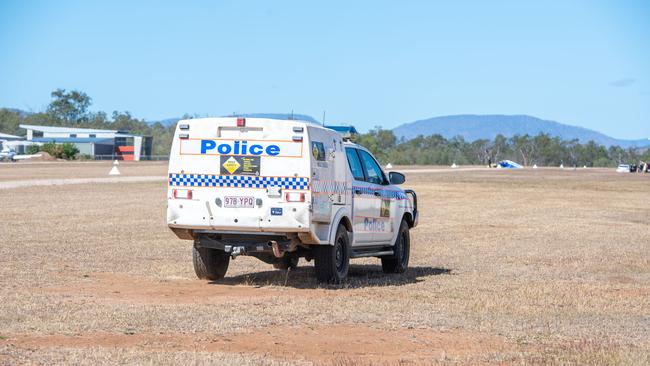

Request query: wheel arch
[
  {"left": 328, "top": 206, "right": 353, "bottom": 246},
  {"left": 402, "top": 212, "right": 415, "bottom": 228},
  {"left": 338, "top": 215, "right": 353, "bottom": 233}
]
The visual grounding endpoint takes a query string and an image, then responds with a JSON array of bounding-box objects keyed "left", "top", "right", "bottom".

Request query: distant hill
[
  {"left": 155, "top": 118, "right": 181, "bottom": 127},
  {"left": 2, "top": 108, "right": 32, "bottom": 117},
  {"left": 147, "top": 113, "right": 320, "bottom": 127},
  {"left": 392, "top": 115, "right": 649, "bottom": 148}
]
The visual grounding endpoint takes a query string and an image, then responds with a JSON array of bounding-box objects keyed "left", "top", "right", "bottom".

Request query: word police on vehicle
[
  {"left": 200, "top": 140, "right": 281, "bottom": 156},
  {"left": 167, "top": 117, "right": 417, "bottom": 284}
]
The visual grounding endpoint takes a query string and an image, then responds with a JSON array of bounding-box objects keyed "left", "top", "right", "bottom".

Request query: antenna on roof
[{"left": 322, "top": 110, "right": 326, "bottom": 126}]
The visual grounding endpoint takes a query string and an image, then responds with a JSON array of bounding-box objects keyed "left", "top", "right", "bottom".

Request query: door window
[
  {"left": 358, "top": 150, "right": 386, "bottom": 185},
  {"left": 345, "top": 147, "right": 365, "bottom": 181}
]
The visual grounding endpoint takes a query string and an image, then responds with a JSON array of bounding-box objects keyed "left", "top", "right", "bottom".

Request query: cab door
[
  {"left": 356, "top": 149, "right": 394, "bottom": 244},
  {"left": 345, "top": 147, "right": 375, "bottom": 245}
]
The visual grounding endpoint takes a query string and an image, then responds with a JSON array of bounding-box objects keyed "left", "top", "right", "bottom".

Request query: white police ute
[{"left": 167, "top": 117, "right": 418, "bottom": 283}]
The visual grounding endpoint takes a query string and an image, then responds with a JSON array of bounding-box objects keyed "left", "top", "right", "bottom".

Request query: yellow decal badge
[{"left": 222, "top": 156, "right": 241, "bottom": 174}]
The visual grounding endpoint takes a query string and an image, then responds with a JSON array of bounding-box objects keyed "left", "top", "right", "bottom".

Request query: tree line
[
  {"left": 356, "top": 128, "right": 649, "bottom": 167},
  {"left": 1, "top": 89, "right": 648, "bottom": 165}
]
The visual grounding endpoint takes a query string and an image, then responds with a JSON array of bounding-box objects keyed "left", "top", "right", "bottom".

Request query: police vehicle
[{"left": 167, "top": 117, "right": 418, "bottom": 283}]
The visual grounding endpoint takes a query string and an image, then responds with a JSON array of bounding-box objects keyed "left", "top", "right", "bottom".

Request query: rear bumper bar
[{"left": 195, "top": 235, "right": 292, "bottom": 255}]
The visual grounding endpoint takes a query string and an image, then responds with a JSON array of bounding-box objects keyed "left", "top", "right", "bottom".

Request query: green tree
[
  {"left": 356, "top": 127, "right": 396, "bottom": 163},
  {"left": 0, "top": 108, "right": 22, "bottom": 135},
  {"left": 491, "top": 134, "right": 509, "bottom": 163},
  {"left": 47, "top": 89, "right": 92, "bottom": 123},
  {"left": 511, "top": 134, "right": 534, "bottom": 166}
]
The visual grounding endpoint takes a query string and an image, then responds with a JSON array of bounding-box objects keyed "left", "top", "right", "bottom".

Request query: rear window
[{"left": 345, "top": 148, "right": 365, "bottom": 181}]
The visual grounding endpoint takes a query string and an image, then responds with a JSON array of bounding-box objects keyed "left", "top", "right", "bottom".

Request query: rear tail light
[
  {"left": 285, "top": 192, "right": 305, "bottom": 202},
  {"left": 173, "top": 189, "right": 193, "bottom": 199},
  {"left": 237, "top": 118, "right": 246, "bottom": 127}
]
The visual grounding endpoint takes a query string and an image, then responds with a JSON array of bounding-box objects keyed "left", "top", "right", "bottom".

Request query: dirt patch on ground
[
  {"left": 38, "top": 272, "right": 327, "bottom": 305},
  {"left": 26, "top": 151, "right": 57, "bottom": 162},
  {"left": 5, "top": 325, "right": 514, "bottom": 364}
]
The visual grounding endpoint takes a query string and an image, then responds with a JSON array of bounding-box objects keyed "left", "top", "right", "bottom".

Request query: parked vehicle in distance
[
  {"left": 616, "top": 164, "right": 631, "bottom": 173},
  {"left": 166, "top": 117, "right": 418, "bottom": 283}
]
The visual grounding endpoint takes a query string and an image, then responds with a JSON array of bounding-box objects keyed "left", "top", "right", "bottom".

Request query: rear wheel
[
  {"left": 313, "top": 224, "right": 350, "bottom": 284},
  {"left": 193, "top": 245, "right": 230, "bottom": 280},
  {"left": 381, "top": 219, "right": 410, "bottom": 273}
]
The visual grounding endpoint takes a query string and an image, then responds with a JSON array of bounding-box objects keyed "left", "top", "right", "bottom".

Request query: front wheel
[
  {"left": 193, "top": 245, "right": 230, "bottom": 280},
  {"left": 313, "top": 224, "right": 350, "bottom": 284},
  {"left": 381, "top": 219, "right": 410, "bottom": 273}
]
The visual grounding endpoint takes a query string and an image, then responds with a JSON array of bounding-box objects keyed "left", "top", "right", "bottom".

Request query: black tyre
[
  {"left": 381, "top": 219, "right": 410, "bottom": 273},
  {"left": 192, "top": 245, "right": 230, "bottom": 280},
  {"left": 313, "top": 224, "right": 350, "bottom": 284}
]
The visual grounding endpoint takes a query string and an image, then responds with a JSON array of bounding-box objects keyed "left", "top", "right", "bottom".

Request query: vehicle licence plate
[{"left": 224, "top": 196, "right": 254, "bottom": 208}]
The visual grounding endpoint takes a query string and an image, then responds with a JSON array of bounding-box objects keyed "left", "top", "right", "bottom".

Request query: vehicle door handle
[{"left": 374, "top": 191, "right": 381, "bottom": 197}]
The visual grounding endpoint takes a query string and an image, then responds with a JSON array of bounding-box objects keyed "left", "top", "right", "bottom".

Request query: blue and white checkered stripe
[
  {"left": 383, "top": 190, "right": 408, "bottom": 200},
  {"left": 169, "top": 174, "right": 309, "bottom": 190},
  {"left": 352, "top": 186, "right": 408, "bottom": 200}
]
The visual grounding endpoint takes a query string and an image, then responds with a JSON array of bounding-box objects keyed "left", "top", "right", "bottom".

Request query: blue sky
[{"left": 1, "top": 0, "right": 649, "bottom": 138}]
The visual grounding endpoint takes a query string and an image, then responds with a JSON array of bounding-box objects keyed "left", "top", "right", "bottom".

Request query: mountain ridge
[{"left": 392, "top": 114, "right": 649, "bottom": 148}]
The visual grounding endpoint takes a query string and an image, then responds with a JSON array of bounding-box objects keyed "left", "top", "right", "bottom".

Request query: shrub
[
  {"left": 26, "top": 145, "right": 41, "bottom": 154},
  {"left": 61, "top": 143, "right": 79, "bottom": 159},
  {"left": 41, "top": 142, "right": 64, "bottom": 158},
  {"left": 41, "top": 142, "right": 78, "bottom": 160}
]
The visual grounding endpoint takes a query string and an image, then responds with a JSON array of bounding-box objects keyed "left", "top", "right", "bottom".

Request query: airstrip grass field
[{"left": 0, "top": 162, "right": 649, "bottom": 365}]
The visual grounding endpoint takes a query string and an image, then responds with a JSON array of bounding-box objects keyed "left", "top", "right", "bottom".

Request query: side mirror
[{"left": 388, "top": 172, "right": 406, "bottom": 185}]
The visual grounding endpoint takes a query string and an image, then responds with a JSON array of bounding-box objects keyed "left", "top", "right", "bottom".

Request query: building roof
[
  {"left": 20, "top": 124, "right": 123, "bottom": 134},
  {"left": 0, "top": 132, "right": 25, "bottom": 140},
  {"left": 33, "top": 137, "right": 115, "bottom": 144},
  {"left": 19, "top": 124, "right": 145, "bottom": 138}
]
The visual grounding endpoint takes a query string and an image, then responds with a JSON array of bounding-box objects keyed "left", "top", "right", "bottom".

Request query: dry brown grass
[
  {"left": 0, "top": 166, "right": 648, "bottom": 365},
  {"left": 0, "top": 160, "right": 167, "bottom": 181}
]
